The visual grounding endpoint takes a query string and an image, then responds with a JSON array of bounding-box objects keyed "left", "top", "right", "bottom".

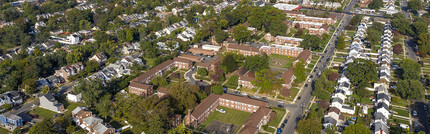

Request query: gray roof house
[{"left": 39, "top": 94, "right": 65, "bottom": 113}]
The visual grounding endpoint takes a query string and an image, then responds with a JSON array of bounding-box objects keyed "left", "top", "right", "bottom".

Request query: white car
[
  {"left": 216, "top": 109, "right": 226, "bottom": 114},
  {"left": 241, "top": 92, "right": 248, "bottom": 96},
  {"left": 31, "top": 104, "right": 37, "bottom": 108},
  {"left": 278, "top": 100, "right": 285, "bottom": 104}
]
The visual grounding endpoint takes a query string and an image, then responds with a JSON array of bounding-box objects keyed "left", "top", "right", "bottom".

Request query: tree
[
  {"left": 336, "top": 36, "right": 346, "bottom": 50},
  {"left": 392, "top": 13, "right": 413, "bottom": 35},
  {"left": 368, "top": 0, "right": 383, "bottom": 10},
  {"left": 313, "top": 75, "right": 331, "bottom": 100},
  {"left": 214, "top": 30, "right": 229, "bottom": 44},
  {"left": 407, "top": 0, "right": 422, "bottom": 12},
  {"left": 244, "top": 54, "right": 269, "bottom": 72},
  {"left": 168, "top": 124, "right": 193, "bottom": 134},
  {"left": 343, "top": 123, "right": 371, "bottom": 134},
  {"left": 325, "top": 124, "right": 337, "bottom": 134},
  {"left": 300, "top": 34, "right": 323, "bottom": 51},
  {"left": 294, "top": 60, "right": 306, "bottom": 82},
  {"left": 252, "top": 69, "right": 284, "bottom": 94},
  {"left": 232, "top": 25, "right": 251, "bottom": 43},
  {"left": 226, "top": 75, "right": 239, "bottom": 87},
  {"left": 168, "top": 83, "right": 202, "bottom": 113},
  {"left": 297, "top": 116, "right": 322, "bottom": 134},
  {"left": 249, "top": 7, "right": 267, "bottom": 29},
  {"left": 74, "top": 79, "right": 103, "bottom": 106},
  {"left": 328, "top": 73, "right": 339, "bottom": 81},
  {"left": 393, "top": 44, "right": 403, "bottom": 55},
  {"left": 412, "top": 22, "right": 428, "bottom": 36},
  {"left": 66, "top": 125, "right": 76, "bottom": 134},
  {"left": 418, "top": 33, "right": 430, "bottom": 56},
  {"left": 95, "top": 94, "right": 112, "bottom": 119},
  {"left": 395, "top": 80, "right": 424, "bottom": 100},
  {"left": 21, "top": 78, "right": 37, "bottom": 95},
  {"left": 29, "top": 119, "right": 57, "bottom": 134},
  {"left": 399, "top": 58, "right": 421, "bottom": 80},
  {"left": 268, "top": 19, "right": 287, "bottom": 36},
  {"left": 211, "top": 85, "right": 224, "bottom": 95},
  {"left": 146, "top": 115, "right": 166, "bottom": 134},
  {"left": 349, "top": 14, "right": 363, "bottom": 27},
  {"left": 197, "top": 68, "right": 208, "bottom": 76},
  {"left": 85, "top": 60, "right": 100, "bottom": 73},
  {"left": 220, "top": 53, "right": 242, "bottom": 73},
  {"left": 152, "top": 76, "right": 168, "bottom": 86},
  {"left": 2, "top": 103, "right": 12, "bottom": 110},
  {"left": 345, "top": 59, "right": 378, "bottom": 90}
]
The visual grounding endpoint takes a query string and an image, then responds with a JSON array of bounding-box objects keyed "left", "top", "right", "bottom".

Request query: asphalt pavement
[
  {"left": 280, "top": 10, "right": 354, "bottom": 134},
  {"left": 185, "top": 67, "right": 210, "bottom": 86},
  {"left": 411, "top": 101, "right": 429, "bottom": 133}
]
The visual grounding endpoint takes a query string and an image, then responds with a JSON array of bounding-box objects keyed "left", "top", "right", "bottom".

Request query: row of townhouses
[
  {"left": 324, "top": 22, "right": 370, "bottom": 131},
  {"left": 285, "top": 11, "right": 337, "bottom": 35},
  {"left": 177, "top": 27, "right": 196, "bottom": 42},
  {"left": 372, "top": 23, "right": 393, "bottom": 134},
  {"left": 155, "top": 21, "right": 188, "bottom": 38}
]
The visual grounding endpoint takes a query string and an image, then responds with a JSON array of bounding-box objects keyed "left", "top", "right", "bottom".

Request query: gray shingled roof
[{"left": 332, "top": 98, "right": 344, "bottom": 104}]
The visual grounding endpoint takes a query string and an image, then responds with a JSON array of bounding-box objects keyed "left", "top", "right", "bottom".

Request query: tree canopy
[
  {"left": 232, "top": 24, "right": 252, "bottom": 43},
  {"left": 244, "top": 54, "right": 269, "bottom": 72},
  {"left": 345, "top": 59, "right": 378, "bottom": 93},
  {"left": 399, "top": 58, "right": 421, "bottom": 80},
  {"left": 395, "top": 79, "right": 425, "bottom": 100},
  {"left": 252, "top": 69, "right": 284, "bottom": 94},
  {"left": 297, "top": 116, "right": 322, "bottom": 134},
  {"left": 343, "top": 123, "right": 371, "bottom": 134},
  {"left": 294, "top": 60, "right": 307, "bottom": 82},
  {"left": 418, "top": 33, "right": 430, "bottom": 56}
]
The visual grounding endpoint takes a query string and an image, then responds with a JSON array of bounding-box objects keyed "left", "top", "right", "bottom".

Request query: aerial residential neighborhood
[{"left": 0, "top": 0, "right": 429, "bottom": 133}]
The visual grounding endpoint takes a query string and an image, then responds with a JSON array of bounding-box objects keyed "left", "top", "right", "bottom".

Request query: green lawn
[
  {"left": 195, "top": 75, "right": 211, "bottom": 81},
  {"left": 284, "top": 87, "right": 300, "bottom": 101},
  {"left": 143, "top": 57, "right": 156, "bottom": 67},
  {"left": 310, "top": 103, "right": 319, "bottom": 111},
  {"left": 392, "top": 107, "right": 409, "bottom": 117},
  {"left": 262, "top": 125, "right": 276, "bottom": 133},
  {"left": 0, "top": 127, "right": 10, "bottom": 133},
  {"left": 268, "top": 107, "right": 286, "bottom": 127},
  {"left": 392, "top": 96, "right": 409, "bottom": 107},
  {"left": 269, "top": 54, "right": 296, "bottom": 69},
  {"left": 202, "top": 106, "right": 251, "bottom": 128},
  {"left": 391, "top": 116, "right": 410, "bottom": 125},
  {"left": 58, "top": 94, "right": 86, "bottom": 116},
  {"left": 29, "top": 107, "right": 57, "bottom": 119}
]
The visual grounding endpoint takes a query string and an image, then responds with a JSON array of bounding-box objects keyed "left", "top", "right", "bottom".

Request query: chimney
[{"left": 187, "top": 109, "right": 192, "bottom": 126}]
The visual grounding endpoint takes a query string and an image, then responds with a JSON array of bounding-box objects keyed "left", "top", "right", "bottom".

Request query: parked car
[
  {"left": 284, "top": 119, "right": 288, "bottom": 124},
  {"left": 32, "top": 115, "right": 39, "bottom": 118},
  {"left": 31, "top": 104, "right": 37, "bottom": 108},
  {"left": 262, "top": 97, "right": 268, "bottom": 100},
  {"left": 414, "top": 121, "right": 418, "bottom": 127},
  {"left": 254, "top": 95, "right": 260, "bottom": 99},
  {"left": 276, "top": 129, "right": 282, "bottom": 134},
  {"left": 413, "top": 110, "right": 417, "bottom": 116},
  {"left": 297, "top": 96, "right": 302, "bottom": 100},
  {"left": 241, "top": 92, "right": 248, "bottom": 96},
  {"left": 278, "top": 100, "right": 284, "bottom": 104},
  {"left": 53, "top": 114, "right": 58, "bottom": 118},
  {"left": 278, "top": 105, "right": 284, "bottom": 108},
  {"left": 424, "top": 105, "right": 427, "bottom": 111},
  {"left": 216, "top": 109, "right": 226, "bottom": 114},
  {"left": 281, "top": 124, "right": 285, "bottom": 128}
]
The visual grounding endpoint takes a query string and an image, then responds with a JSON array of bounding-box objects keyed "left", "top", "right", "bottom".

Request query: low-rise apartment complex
[
  {"left": 184, "top": 94, "right": 271, "bottom": 134},
  {"left": 128, "top": 57, "right": 193, "bottom": 96}
]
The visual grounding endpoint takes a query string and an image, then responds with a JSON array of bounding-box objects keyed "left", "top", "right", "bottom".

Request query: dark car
[
  {"left": 305, "top": 84, "right": 308, "bottom": 87},
  {"left": 33, "top": 115, "right": 39, "bottom": 118},
  {"left": 278, "top": 105, "right": 284, "bottom": 108},
  {"left": 276, "top": 129, "right": 282, "bottom": 134},
  {"left": 262, "top": 97, "right": 268, "bottom": 100},
  {"left": 281, "top": 124, "right": 285, "bottom": 128},
  {"left": 284, "top": 119, "right": 288, "bottom": 124},
  {"left": 297, "top": 96, "right": 302, "bottom": 100}
]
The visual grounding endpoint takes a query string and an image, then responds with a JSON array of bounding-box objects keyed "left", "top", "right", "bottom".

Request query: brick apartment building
[
  {"left": 226, "top": 44, "right": 261, "bottom": 56},
  {"left": 55, "top": 62, "right": 84, "bottom": 82},
  {"left": 292, "top": 21, "right": 329, "bottom": 35},
  {"left": 286, "top": 12, "right": 336, "bottom": 25},
  {"left": 128, "top": 57, "right": 193, "bottom": 96},
  {"left": 238, "top": 75, "right": 255, "bottom": 89},
  {"left": 293, "top": 49, "right": 313, "bottom": 66},
  {"left": 188, "top": 48, "right": 217, "bottom": 55},
  {"left": 196, "top": 56, "right": 222, "bottom": 72},
  {"left": 284, "top": 11, "right": 304, "bottom": 18},
  {"left": 273, "top": 36, "right": 304, "bottom": 46},
  {"left": 184, "top": 94, "right": 271, "bottom": 134},
  {"left": 260, "top": 45, "right": 304, "bottom": 57}
]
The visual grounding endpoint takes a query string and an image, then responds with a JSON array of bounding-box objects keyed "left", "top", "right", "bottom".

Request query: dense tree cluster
[
  {"left": 220, "top": 52, "right": 244, "bottom": 73},
  {"left": 252, "top": 69, "right": 284, "bottom": 94},
  {"left": 345, "top": 59, "right": 378, "bottom": 97},
  {"left": 244, "top": 54, "right": 269, "bottom": 73}
]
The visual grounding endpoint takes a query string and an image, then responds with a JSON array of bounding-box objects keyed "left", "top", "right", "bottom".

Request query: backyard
[
  {"left": 202, "top": 106, "right": 251, "bottom": 128},
  {"left": 29, "top": 107, "right": 57, "bottom": 119}
]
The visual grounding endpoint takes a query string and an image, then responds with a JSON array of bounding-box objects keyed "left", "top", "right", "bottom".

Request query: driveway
[{"left": 185, "top": 67, "right": 210, "bottom": 86}]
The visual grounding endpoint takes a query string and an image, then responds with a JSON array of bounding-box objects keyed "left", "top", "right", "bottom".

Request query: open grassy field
[
  {"left": 392, "top": 107, "right": 409, "bottom": 117},
  {"left": 202, "top": 106, "right": 251, "bottom": 128},
  {"left": 269, "top": 54, "right": 296, "bottom": 69},
  {"left": 268, "top": 107, "right": 286, "bottom": 127},
  {"left": 0, "top": 127, "right": 10, "bottom": 133},
  {"left": 29, "top": 107, "right": 57, "bottom": 119}
]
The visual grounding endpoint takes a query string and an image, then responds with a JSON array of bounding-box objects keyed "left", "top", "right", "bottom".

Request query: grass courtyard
[
  {"left": 202, "top": 106, "right": 251, "bottom": 128},
  {"left": 267, "top": 107, "right": 286, "bottom": 127},
  {"left": 269, "top": 54, "right": 296, "bottom": 69}
]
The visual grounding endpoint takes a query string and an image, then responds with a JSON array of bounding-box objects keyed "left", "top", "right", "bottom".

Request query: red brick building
[
  {"left": 284, "top": 11, "right": 304, "bottom": 18},
  {"left": 273, "top": 36, "right": 304, "bottom": 46},
  {"left": 196, "top": 56, "right": 222, "bottom": 72},
  {"left": 293, "top": 50, "right": 313, "bottom": 66},
  {"left": 188, "top": 48, "right": 217, "bottom": 55},
  {"left": 260, "top": 45, "right": 304, "bottom": 57},
  {"left": 129, "top": 58, "right": 193, "bottom": 96},
  {"left": 226, "top": 44, "right": 260, "bottom": 56},
  {"left": 292, "top": 21, "right": 329, "bottom": 35},
  {"left": 238, "top": 75, "right": 255, "bottom": 89},
  {"left": 184, "top": 94, "right": 271, "bottom": 134},
  {"left": 282, "top": 68, "right": 296, "bottom": 89},
  {"left": 295, "top": 14, "right": 336, "bottom": 25}
]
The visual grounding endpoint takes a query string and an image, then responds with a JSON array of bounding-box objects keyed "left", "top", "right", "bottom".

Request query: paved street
[
  {"left": 280, "top": 10, "right": 354, "bottom": 134},
  {"left": 411, "top": 101, "right": 429, "bottom": 133},
  {"left": 185, "top": 67, "right": 210, "bottom": 86},
  {"left": 404, "top": 37, "right": 418, "bottom": 61}
]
